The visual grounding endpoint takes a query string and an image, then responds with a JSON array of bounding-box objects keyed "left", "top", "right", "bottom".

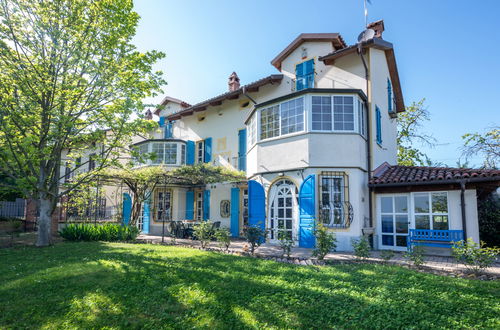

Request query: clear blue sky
[{"left": 132, "top": 0, "right": 499, "bottom": 167}]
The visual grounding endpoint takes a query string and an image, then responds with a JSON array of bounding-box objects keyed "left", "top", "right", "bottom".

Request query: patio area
[{"left": 137, "top": 234, "right": 500, "bottom": 279}]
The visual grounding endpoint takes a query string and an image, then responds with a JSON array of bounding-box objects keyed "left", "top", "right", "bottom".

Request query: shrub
[
  {"left": 352, "top": 236, "right": 371, "bottom": 260},
  {"left": 242, "top": 224, "right": 266, "bottom": 254},
  {"left": 193, "top": 222, "right": 213, "bottom": 249},
  {"left": 380, "top": 249, "right": 395, "bottom": 262},
  {"left": 405, "top": 245, "right": 425, "bottom": 268},
  {"left": 59, "top": 223, "right": 139, "bottom": 242},
  {"left": 214, "top": 228, "right": 231, "bottom": 251},
  {"left": 452, "top": 238, "right": 500, "bottom": 274},
  {"left": 312, "top": 223, "right": 337, "bottom": 260},
  {"left": 278, "top": 231, "right": 294, "bottom": 258}
]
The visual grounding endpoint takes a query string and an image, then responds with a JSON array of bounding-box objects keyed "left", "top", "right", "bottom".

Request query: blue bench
[{"left": 408, "top": 229, "right": 464, "bottom": 249}]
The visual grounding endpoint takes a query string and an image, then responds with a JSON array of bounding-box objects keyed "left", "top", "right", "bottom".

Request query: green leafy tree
[
  {"left": 0, "top": 0, "right": 165, "bottom": 246},
  {"left": 462, "top": 127, "right": 499, "bottom": 168},
  {"left": 397, "top": 99, "right": 435, "bottom": 166}
]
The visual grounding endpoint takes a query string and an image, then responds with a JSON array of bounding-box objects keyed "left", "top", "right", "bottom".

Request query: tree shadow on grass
[{"left": 0, "top": 242, "right": 499, "bottom": 329}]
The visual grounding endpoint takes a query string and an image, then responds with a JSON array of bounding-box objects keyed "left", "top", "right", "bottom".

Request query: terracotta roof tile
[{"left": 370, "top": 164, "right": 500, "bottom": 186}]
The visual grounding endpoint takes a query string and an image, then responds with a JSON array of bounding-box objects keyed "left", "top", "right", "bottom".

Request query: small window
[
  {"left": 319, "top": 172, "right": 351, "bottom": 228},
  {"left": 357, "top": 99, "right": 366, "bottom": 137},
  {"left": 181, "top": 144, "right": 186, "bottom": 165},
  {"left": 333, "top": 96, "right": 355, "bottom": 131},
  {"left": 280, "top": 97, "right": 304, "bottom": 135},
  {"left": 312, "top": 96, "right": 332, "bottom": 131},
  {"left": 195, "top": 191, "right": 203, "bottom": 221},
  {"left": 387, "top": 78, "right": 393, "bottom": 113},
  {"left": 414, "top": 192, "right": 449, "bottom": 230},
  {"left": 88, "top": 154, "right": 96, "bottom": 171},
  {"left": 196, "top": 140, "right": 205, "bottom": 163},
  {"left": 260, "top": 105, "right": 280, "bottom": 140},
  {"left": 247, "top": 114, "right": 257, "bottom": 146}
]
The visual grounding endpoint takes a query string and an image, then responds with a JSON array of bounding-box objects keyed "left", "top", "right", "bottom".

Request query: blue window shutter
[
  {"left": 122, "top": 193, "right": 132, "bottom": 225},
  {"left": 142, "top": 198, "right": 150, "bottom": 234},
  {"left": 299, "top": 175, "right": 316, "bottom": 248},
  {"left": 295, "top": 62, "right": 304, "bottom": 91},
  {"left": 376, "top": 106, "right": 382, "bottom": 144},
  {"left": 203, "top": 190, "right": 210, "bottom": 221},
  {"left": 164, "top": 122, "right": 173, "bottom": 138},
  {"left": 248, "top": 180, "right": 266, "bottom": 237},
  {"left": 204, "top": 137, "right": 212, "bottom": 163},
  {"left": 296, "top": 62, "right": 304, "bottom": 76},
  {"left": 230, "top": 188, "right": 240, "bottom": 237},
  {"left": 185, "top": 190, "right": 194, "bottom": 220},
  {"left": 387, "top": 79, "right": 393, "bottom": 113},
  {"left": 238, "top": 129, "right": 246, "bottom": 171},
  {"left": 304, "top": 59, "right": 314, "bottom": 75},
  {"left": 186, "top": 140, "right": 195, "bottom": 165},
  {"left": 159, "top": 116, "right": 165, "bottom": 127}
]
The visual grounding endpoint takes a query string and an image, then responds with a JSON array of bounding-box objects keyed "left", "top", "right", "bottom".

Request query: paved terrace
[{"left": 137, "top": 234, "right": 500, "bottom": 279}]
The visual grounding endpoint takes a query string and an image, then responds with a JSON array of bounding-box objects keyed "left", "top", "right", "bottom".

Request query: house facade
[{"left": 61, "top": 20, "right": 500, "bottom": 252}]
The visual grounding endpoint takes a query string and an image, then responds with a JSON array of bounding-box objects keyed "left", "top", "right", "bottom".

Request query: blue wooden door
[
  {"left": 299, "top": 174, "right": 316, "bottom": 248},
  {"left": 238, "top": 129, "right": 246, "bottom": 171},
  {"left": 248, "top": 180, "right": 266, "bottom": 234},
  {"left": 122, "top": 193, "right": 132, "bottom": 225},
  {"left": 142, "top": 198, "right": 150, "bottom": 234},
  {"left": 230, "top": 187, "right": 240, "bottom": 237}
]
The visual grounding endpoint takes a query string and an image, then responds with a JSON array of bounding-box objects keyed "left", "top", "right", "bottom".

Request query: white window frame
[
  {"left": 319, "top": 174, "right": 346, "bottom": 228},
  {"left": 413, "top": 192, "right": 450, "bottom": 231},
  {"left": 259, "top": 96, "right": 305, "bottom": 142},
  {"left": 309, "top": 94, "right": 361, "bottom": 134},
  {"left": 247, "top": 114, "right": 257, "bottom": 148},
  {"left": 195, "top": 191, "right": 203, "bottom": 221},
  {"left": 378, "top": 193, "right": 410, "bottom": 250},
  {"left": 196, "top": 140, "right": 205, "bottom": 164}
]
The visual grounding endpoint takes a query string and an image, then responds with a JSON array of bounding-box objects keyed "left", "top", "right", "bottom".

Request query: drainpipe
[
  {"left": 358, "top": 44, "right": 373, "bottom": 230},
  {"left": 460, "top": 180, "right": 467, "bottom": 239},
  {"left": 242, "top": 86, "right": 258, "bottom": 105}
]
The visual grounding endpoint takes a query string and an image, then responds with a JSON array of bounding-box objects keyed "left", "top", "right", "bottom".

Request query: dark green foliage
[
  {"left": 242, "top": 225, "right": 266, "bottom": 254},
  {"left": 477, "top": 192, "right": 500, "bottom": 247},
  {"left": 312, "top": 223, "right": 337, "bottom": 260},
  {"left": 452, "top": 238, "right": 500, "bottom": 274},
  {"left": 405, "top": 245, "right": 425, "bottom": 268},
  {"left": 214, "top": 228, "right": 231, "bottom": 251},
  {"left": 58, "top": 223, "right": 139, "bottom": 242},
  {"left": 193, "top": 222, "right": 213, "bottom": 248},
  {"left": 1, "top": 242, "right": 499, "bottom": 329},
  {"left": 352, "top": 236, "right": 371, "bottom": 260}
]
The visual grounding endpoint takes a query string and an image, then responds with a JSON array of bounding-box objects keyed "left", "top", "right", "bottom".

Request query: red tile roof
[{"left": 370, "top": 163, "right": 500, "bottom": 186}]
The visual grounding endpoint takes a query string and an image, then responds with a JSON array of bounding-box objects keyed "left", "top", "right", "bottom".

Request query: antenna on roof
[{"left": 364, "top": 0, "right": 372, "bottom": 27}]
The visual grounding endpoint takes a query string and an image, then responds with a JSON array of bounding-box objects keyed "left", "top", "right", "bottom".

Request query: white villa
[{"left": 60, "top": 20, "right": 500, "bottom": 252}]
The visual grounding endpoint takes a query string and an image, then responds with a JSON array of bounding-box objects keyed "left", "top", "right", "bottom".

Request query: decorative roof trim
[
  {"left": 271, "top": 33, "right": 347, "bottom": 71},
  {"left": 154, "top": 96, "right": 191, "bottom": 116},
  {"left": 167, "top": 74, "right": 283, "bottom": 121}
]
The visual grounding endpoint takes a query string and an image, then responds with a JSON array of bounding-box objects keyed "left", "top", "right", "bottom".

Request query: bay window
[{"left": 133, "top": 141, "right": 186, "bottom": 166}]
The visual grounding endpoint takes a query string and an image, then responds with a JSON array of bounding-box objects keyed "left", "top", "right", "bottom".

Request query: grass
[{"left": 0, "top": 242, "right": 499, "bottom": 329}]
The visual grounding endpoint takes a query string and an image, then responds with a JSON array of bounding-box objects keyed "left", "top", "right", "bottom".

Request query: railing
[
  {"left": 408, "top": 229, "right": 464, "bottom": 249},
  {"left": 319, "top": 201, "right": 353, "bottom": 229},
  {"left": 0, "top": 199, "right": 26, "bottom": 218}
]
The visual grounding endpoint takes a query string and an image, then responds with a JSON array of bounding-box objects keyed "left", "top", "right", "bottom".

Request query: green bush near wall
[{"left": 59, "top": 223, "right": 139, "bottom": 242}]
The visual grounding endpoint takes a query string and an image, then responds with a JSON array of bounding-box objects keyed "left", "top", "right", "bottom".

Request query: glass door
[{"left": 379, "top": 195, "right": 409, "bottom": 250}]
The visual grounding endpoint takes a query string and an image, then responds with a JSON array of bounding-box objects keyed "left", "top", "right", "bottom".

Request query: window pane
[
  {"left": 381, "top": 197, "right": 393, "bottom": 213},
  {"left": 433, "top": 215, "right": 449, "bottom": 230},
  {"left": 165, "top": 143, "right": 177, "bottom": 164},
  {"left": 396, "top": 236, "right": 407, "bottom": 247},
  {"left": 382, "top": 235, "right": 394, "bottom": 246},
  {"left": 260, "top": 105, "right": 280, "bottom": 140},
  {"left": 311, "top": 96, "right": 332, "bottom": 131},
  {"left": 281, "top": 97, "right": 304, "bottom": 135},
  {"left": 152, "top": 143, "right": 164, "bottom": 164},
  {"left": 394, "top": 196, "right": 408, "bottom": 213},
  {"left": 414, "top": 194, "right": 429, "bottom": 213},
  {"left": 382, "top": 215, "right": 393, "bottom": 233},
  {"left": 415, "top": 215, "right": 430, "bottom": 229},
  {"left": 395, "top": 215, "right": 408, "bottom": 233},
  {"left": 432, "top": 193, "right": 448, "bottom": 213},
  {"left": 333, "top": 96, "right": 355, "bottom": 131}
]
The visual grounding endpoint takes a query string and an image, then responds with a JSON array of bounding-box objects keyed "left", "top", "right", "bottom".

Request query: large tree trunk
[
  {"left": 36, "top": 195, "right": 54, "bottom": 247},
  {"left": 130, "top": 197, "right": 142, "bottom": 226}
]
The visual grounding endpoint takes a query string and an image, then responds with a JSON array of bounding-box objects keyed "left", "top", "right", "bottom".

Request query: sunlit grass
[{"left": 0, "top": 242, "right": 498, "bottom": 329}]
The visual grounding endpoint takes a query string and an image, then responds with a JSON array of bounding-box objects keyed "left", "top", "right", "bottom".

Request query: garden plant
[
  {"left": 312, "top": 223, "right": 337, "bottom": 260},
  {"left": 214, "top": 228, "right": 231, "bottom": 251},
  {"left": 193, "top": 222, "right": 213, "bottom": 249},
  {"left": 351, "top": 236, "right": 371, "bottom": 260},
  {"left": 452, "top": 238, "right": 500, "bottom": 274},
  {"left": 242, "top": 225, "right": 266, "bottom": 254}
]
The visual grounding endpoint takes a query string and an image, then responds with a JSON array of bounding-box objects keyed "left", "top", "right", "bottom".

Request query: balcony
[{"left": 132, "top": 139, "right": 186, "bottom": 167}]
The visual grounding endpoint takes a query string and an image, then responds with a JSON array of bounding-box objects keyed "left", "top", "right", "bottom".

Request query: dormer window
[{"left": 295, "top": 59, "right": 314, "bottom": 91}]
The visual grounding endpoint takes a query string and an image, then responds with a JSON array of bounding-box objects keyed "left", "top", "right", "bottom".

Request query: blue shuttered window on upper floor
[
  {"left": 375, "top": 106, "right": 382, "bottom": 145},
  {"left": 159, "top": 116, "right": 165, "bottom": 127},
  {"left": 387, "top": 78, "right": 393, "bottom": 114},
  {"left": 186, "top": 141, "right": 195, "bottom": 165},
  {"left": 295, "top": 59, "right": 314, "bottom": 91},
  {"left": 164, "top": 121, "right": 173, "bottom": 138}
]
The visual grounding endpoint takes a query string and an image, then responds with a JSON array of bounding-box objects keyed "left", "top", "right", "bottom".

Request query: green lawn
[{"left": 0, "top": 242, "right": 499, "bottom": 329}]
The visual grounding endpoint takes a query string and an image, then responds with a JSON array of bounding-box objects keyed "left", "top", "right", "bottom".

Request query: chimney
[
  {"left": 145, "top": 109, "right": 153, "bottom": 120},
  {"left": 367, "top": 20, "right": 385, "bottom": 38},
  {"left": 228, "top": 72, "right": 240, "bottom": 92}
]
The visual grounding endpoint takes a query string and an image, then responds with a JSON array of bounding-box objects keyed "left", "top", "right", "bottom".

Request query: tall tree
[
  {"left": 0, "top": 0, "right": 165, "bottom": 246},
  {"left": 397, "top": 99, "right": 435, "bottom": 166},
  {"left": 462, "top": 127, "right": 499, "bottom": 168}
]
